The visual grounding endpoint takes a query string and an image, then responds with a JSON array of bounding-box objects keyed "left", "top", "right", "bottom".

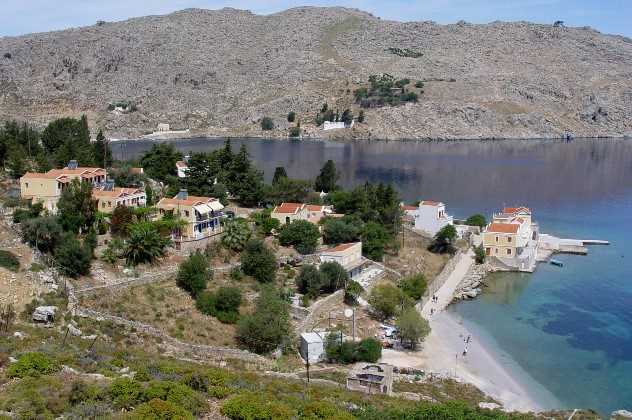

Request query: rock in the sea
[
  {"left": 612, "top": 410, "right": 632, "bottom": 419},
  {"left": 32, "top": 306, "right": 57, "bottom": 323},
  {"left": 479, "top": 402, "right": 502, "bottom": 410}
]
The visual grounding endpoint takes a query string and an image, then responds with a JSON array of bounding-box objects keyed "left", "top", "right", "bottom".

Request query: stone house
[
  {"left": 346, "top": 363, "right": 394, "bottom": 395},
  {"left": 483, "top": 207, "right": 538, "bottom": 271}
]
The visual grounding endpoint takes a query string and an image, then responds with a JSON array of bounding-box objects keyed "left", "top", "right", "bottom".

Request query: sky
[{"left": 1, "top": 0, "right": 631, "bottom": 38}]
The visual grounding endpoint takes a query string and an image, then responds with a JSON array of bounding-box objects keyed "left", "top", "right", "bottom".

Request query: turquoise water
[{"left": 113, "top": 137, "right": 632, "bottom": 414}]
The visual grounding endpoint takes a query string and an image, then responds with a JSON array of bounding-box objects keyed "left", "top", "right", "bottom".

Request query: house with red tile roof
[
  {"left": 271, "top": 202, "right": 333, "bottom": 225},
  {"left": 93, "top": 187, "right": 146, "bottom": 213},
  {"left": 20, "top": 161, "right": 106, "bottom": 212},
  {"left": 156, "top": 189, "right": 225, "bottom": 253},
  {"left": 319, "top": 242, "right": 364, "bottom": 278},
  {"left": 483, "top": 206, "right": 539, "bottom": 271}
]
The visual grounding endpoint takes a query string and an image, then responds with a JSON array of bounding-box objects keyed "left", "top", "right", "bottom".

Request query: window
[
  {"left": 108, "top": 201, "right": 112, "bottom": 207},
  {"left": 25, "top": 182, "right": 29, "bottom": 188},
  {"left": 507, "top": 249, "right": 512, "bottom": 255},
  {"left": 495, "top": 236, "right": 499, "bottom": 242},
  {"left": 508, "top": 237, "right": 512, "bottom": 243},
  {"left": 102, "top": 202, "right": 106, "bottom": 208},
  {"left": 184, "top": 210, "right": 189, "bottom": 217}
]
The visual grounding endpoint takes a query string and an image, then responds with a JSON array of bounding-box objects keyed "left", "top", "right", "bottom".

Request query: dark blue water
[{"left": 113, "top": 137, "right": 632, "bottom": 414}]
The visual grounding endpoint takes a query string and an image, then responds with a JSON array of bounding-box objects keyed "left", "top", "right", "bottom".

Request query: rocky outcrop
[
  {"left": 1, "top": 7, "right": 631, "bottom": 140},
  {"left": 453, "top": 263, "right": 490, "bottom": 301}
]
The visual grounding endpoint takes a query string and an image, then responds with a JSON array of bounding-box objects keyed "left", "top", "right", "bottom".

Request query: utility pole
[
  {"left": 352, "top": 310, "right": 356, "bottom": 342},
  {"left": 306, "top": 345, "right": 310, "bottom": 383}
]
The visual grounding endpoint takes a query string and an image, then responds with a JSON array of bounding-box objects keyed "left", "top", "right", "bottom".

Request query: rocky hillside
[{"left": 0, "top": 7, "right": 631, "bottom": 140}]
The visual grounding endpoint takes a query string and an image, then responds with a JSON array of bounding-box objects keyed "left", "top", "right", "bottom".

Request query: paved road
[{"left": 420, "top": 250, "right": 474, "bottom": 317}]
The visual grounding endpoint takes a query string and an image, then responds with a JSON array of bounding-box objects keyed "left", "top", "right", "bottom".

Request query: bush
[
  {"left": 399, "top": 274, "right": 427, "bottom": 301},
  {"left": 428, "top": 224, "right": 458, "bottom": 254},
  {"left": 195, "top": 287, "right": 242, "bottom": 324},
  {"left": 7, "top": 352, "right": 59, "bottom": 378},
  {"left": 278, "top": 220, "right": 320, "bottom": 254},
  {"left": 221, "top": 392, "right": 295, "bottom": 419},
  {"left": 344, "top": 280, "right": 364, "bottom": 305},
  {"left": 12, "top": 202, "right": 43, "bottom": 223},
  {"left": 0, "top": 250, "right": 20, "bottom": 272},
  {"left": 236, "top": 286, "right": 292, "bottom": 354},
  {"left": 287, "top": 111, "right": 296, "bottom": 122},
  {"left": 415, "top": 80, "right": 425, "bottom": 88},
  {"left": 130, "top": 398, "right": 193, "bottom": 420},
  {"left": 143, "top": 380, "right": 206, "bottom": 415},
  {"left": 295, "top": 264, "right": 323, "bottom": 297},
  {"left": 260, "top": 117, "right": 274, "bottom": 131},
  {"left": 357, "top": 338, "right": 382, "bottom": 362},
  {"left": 221, "top": 219, "right": 252, "bottom": 252},
  {"left": 240, "top": 239, "right": 277, "bottom": 283},
  {"left": 474, "top": 244, "right": 486, "bottom": 264},
  {"left": 54, "top": 235, "right": 92, "bottom": 278},
  {"left": 110, "top": 205, "right": 135, "bottom": 236},
  {"left": 124, "top": 222, "right": 171, "bottom": 266},
  {"left": 319, "top": 261, "right": 348, "bottom": 293},
  {"left": 288, "top": 126, "right": 301, "bottom": 137},
  {"left": 109, "top": 377, "right": 142, "bottom": 408},
  {"left": 321, "top": 217, "right": 363, "bottom": 245},
  {"left": 176, "top": 252, "right": 212, "bottom": 298},
  {"left": 68, "top": 381, "right": 104, "bottom": 406}
]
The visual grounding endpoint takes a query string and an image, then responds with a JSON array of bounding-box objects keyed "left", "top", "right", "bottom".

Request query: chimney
[{"left": 176, "top": 189, "right": 188, "bottom": 200}]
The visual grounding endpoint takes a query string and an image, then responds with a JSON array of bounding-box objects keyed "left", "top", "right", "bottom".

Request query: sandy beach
[{"left": 380, "top": 250, "right": 559, "bottom": 412}]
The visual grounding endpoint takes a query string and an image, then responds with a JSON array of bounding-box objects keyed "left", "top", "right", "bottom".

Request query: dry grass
[
  {"left": 79, "top": 275, "right": 258, "bottom": 347},
  {"left": 393, "top": 377, "right": 496, "bottom": 406},
  {"left": 385, "top": 229, "right": 450, "bottom": 281}
]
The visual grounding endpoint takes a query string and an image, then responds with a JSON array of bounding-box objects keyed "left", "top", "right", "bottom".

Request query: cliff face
[{"left": 0, "top": 7, "right": 631, "bottom": 139}]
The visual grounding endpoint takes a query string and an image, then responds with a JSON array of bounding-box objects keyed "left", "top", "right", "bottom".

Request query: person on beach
[
  {"left": 462, "top": 347, "right": 468, "bottom": 357},
  {"left": 466, "top": 335, "right": 471, "bottom": 344}
]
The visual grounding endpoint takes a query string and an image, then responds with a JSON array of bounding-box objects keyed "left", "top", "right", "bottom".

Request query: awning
[
  {"left": 208, "top": 200, "right": 224, "bottom": 211},
  {"left": 193, "top": 204, "right": 212, "bottom": 215}
]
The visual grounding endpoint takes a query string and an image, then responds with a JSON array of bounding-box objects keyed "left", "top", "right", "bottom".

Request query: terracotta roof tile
[
  {"left": 487, "top": 223, "right": 520, "bottom": 234},
  {"left": 324, "top": 243, "right": 358, "bottom": 253},
  {"left": 420, "top": 200, "right": 442, "bottom": 206},
  {"left": 503, "top": 207, "right": 530, "bottom": 214},
  {"left": 401, "top": 204, "right": 417, "bottom": 211},
  {"left": 273, "top": 202, "right": 304, "bottom": 214}
]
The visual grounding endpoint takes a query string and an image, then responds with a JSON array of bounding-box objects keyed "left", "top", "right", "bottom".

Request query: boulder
[
  {"left": 32, "top": 306, "right": 57, "bottom": 323},
  {"left": 68, "top": 324, "right": 82, "bottom": 337},
  {"left": 479, "top": 402, "right": 502, "bottom": 410},
  {"left": 13, "top": 331, "right": 25, "bottom": 339}
]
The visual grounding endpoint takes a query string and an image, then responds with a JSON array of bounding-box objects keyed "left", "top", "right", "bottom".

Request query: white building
[
  {"left": 157, "top": 123, "right": 170, "bottom": 132},
  {"left": 300, "top": 332, "right": 329, "bottom": 363},
  {"left": 323, "top": 120, "right": 354, "bottom": 131},
  {"left": 176, "top": 160, "right": 188, "bottom": 178},
  {"left": 413, "top": 200, "right": 454, "bottom": 236}
]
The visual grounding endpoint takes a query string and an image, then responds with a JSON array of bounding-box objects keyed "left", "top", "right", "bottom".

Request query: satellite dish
[{"left": 344, "top": 309, "right": 353, "bottom": 318}]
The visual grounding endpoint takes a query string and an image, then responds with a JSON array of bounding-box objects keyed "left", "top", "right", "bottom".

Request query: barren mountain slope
[{"left": 0, "top": 7, "right": 631, "bottom": 139}]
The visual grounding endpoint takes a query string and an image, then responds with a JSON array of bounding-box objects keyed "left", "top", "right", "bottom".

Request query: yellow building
[
  {"left": 20, "top": 162, "right": 106, "bottom": 212},
  {"left": 92, "top": 187, "right": 146, "bottom": 213},
  {"left": 271, "top": 202, "right": 333, "bottom": 225},
  {"left": 483, "top": 207, "right": 538, "bottom": 271},
  {"left": 156, "top": 190, "right": 224, "bottom": 252}
]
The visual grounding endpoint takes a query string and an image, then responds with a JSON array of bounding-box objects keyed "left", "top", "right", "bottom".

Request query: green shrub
[
  {"left": 344, "top": 280, "right": 364, "bottom": 305},
  {"left": 221, "top": 392, "right": 295, "bottom": 419},
  {"left": 260, "top": 117, "right": 274, "bottom": 131},
  {"left": 287, "top": 112, "right": 296, "bottom": 122},
  {"left": 465, "top": 214, "right": 487, "bottom": 228},
  {"left": 0, "top": 250, "right": 20, "bottom": 272},
  {"left": 357, "top": 338, "right": 382, "bottom": 362},
  {"left": 240, "top": 239, "right": 277, "bottom": 283},
  {"left": 142, "top": 380, "right": 206, "bottom": 414},
  {"left": 399, "top": 274, "right": 427, "bottom": 301},
  {"left": 278, "top": 220, "right": 320, "bottom": 254},
  {"left": 208, "top": 386, "right": 233, "bottom": 399},
  {"left": 54, "top": 234, "right": 92, "bottom": 278},
  {"left": 288, "top": 126, "right": 301, "bottom": 137},
  {"left": 68, "top": 381, "right": 104, "bottom": 406},
  {"left": 475, "top": 244, "right": 486, "bottom": 264},
  {"left": 195, "top": 287, "right": 242, "bottom": 324},
  {"left": 301, "top": 400, "right": 354, "bottom": 420},
  {"left": 130, "top": 398, "right": 193, "bottom": 420},
  {"left": 7, "top": 352, "right": 59, "bottom": 378},
  {"left": 109, "top": 377, "right": 142, "bottom": 408},
  {"left": 176, "top": 251, "right": 212, "bottom": 298}
]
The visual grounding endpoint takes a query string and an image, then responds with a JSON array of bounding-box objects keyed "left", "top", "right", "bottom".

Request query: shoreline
[
  {"left": 381, "top": 250, "right": 560, "bottom": 412},
  {"left": 107, "top": 131, "right": 632, "bottom": 143}
]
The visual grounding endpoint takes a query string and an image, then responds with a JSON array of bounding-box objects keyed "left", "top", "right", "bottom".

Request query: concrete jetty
[{"left": 537, "top": 234, "right": 608, "bottom": 262}]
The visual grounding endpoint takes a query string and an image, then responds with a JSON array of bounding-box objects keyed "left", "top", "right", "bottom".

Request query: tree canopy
[
  {"left": 278, "top": 220, "right": 320, "bottom": 254},
  {"left": 139, "top": 144, "right": 183, "bottom": 184},
  {"left": 314, "top": 160, "right": 339, "bottom": 193},
  {"left": 240, "top": 239, "right": 277, "bottom": 283}
]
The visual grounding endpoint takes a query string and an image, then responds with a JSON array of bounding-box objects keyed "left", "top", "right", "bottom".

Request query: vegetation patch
[
  {"left": 0, "top": 250, "right": 20, "bottom": 272},
  {"left": 386, "top": 47, "right": 424, "bottom": 58},
  {"left": 354, "top": 74, "right": 423, "bottom": 108}
]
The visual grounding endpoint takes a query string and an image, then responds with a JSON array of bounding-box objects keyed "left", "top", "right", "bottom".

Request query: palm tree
[
  {"left": 124, "top": 222, "right": 171, "bottom": 266},
  {"left": 221, "top": 219, "right": 252, "bottom": 252}
]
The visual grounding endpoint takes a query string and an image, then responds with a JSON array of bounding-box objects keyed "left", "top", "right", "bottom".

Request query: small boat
[{"left": 550, "top": 259, "right": 564, "bottom": 267}]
